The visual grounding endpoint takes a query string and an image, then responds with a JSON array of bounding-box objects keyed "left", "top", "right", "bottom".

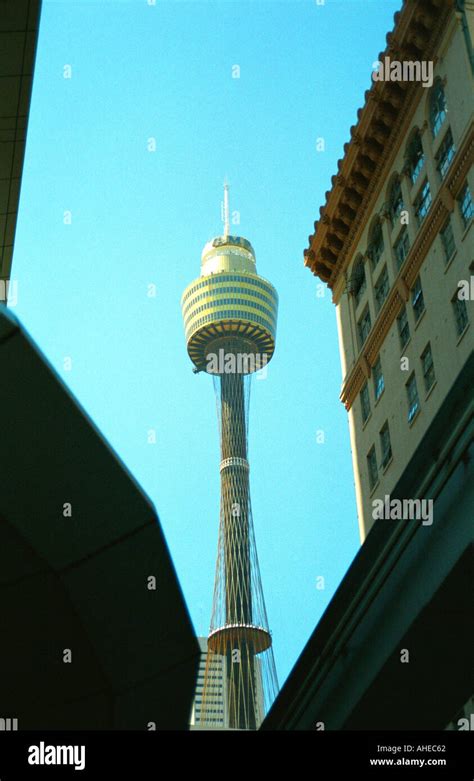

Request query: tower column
[
  {"left": 219, "top": 367, "right": 255, "bottom": 729},
  {"left": 220, "top": 369, "right": 252, "bottom": 625}
]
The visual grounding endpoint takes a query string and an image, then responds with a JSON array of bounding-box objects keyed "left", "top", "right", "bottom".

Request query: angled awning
[{"left": 0, "top": 306, "right": 199, "bottom": 729}]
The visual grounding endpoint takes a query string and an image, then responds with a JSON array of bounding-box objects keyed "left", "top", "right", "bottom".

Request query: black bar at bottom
[{"left": 0, "top": 730, "right": 472, "bottom": 778}]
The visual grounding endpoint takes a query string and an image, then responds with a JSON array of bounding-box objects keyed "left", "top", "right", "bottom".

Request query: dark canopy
[{"left": 0, "top": 306, "right": 199, "bottom": 729}]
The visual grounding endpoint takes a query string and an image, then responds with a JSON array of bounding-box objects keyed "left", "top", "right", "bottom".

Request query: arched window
[
  {"left": 429, "top": 81, "right": 447, "bottom": 138},
  {"left": 387, "top": 176, "right": 404, "bottom": 226},
  {"left": 350, "top": 256, "right": 366, "bottom": 306},
  {"left": 406, "top": 130, "right": 424, "bottom": 185},
  {"left": 367, "top": 220, "right": 384, "bottom": 270}
]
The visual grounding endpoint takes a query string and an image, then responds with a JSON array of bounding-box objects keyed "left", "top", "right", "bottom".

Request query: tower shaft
[
  {"left": 219, "top": 364, "right": 255, "bottom": 729},
  {"left": 220, "top": 369, "right": 251, "bottom": 624}
]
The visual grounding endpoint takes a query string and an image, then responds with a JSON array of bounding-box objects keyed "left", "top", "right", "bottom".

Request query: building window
[
  {"left": 380, "top": 422, "right": 392, "bottom": 469},
  {"left": 394, "top": 229, "right": 410, "bottom": 269},
  {"left": 452, "top": 293, "right": 469, "bottom": 337},
  {"left": 429, "top": 81, "right": 447, "bottom": 138},
  {"left": 367, "top": 446, "right": 378, "bottom": 490},
  {"left": 373, "top": 356, "right": 384, "bottom": 401},
  {"left": 367, "top": 221, "right": 384, "bottom": 270},
  {"left": 411, "top": 276, "right": 425, "bottom": 322},
  {"left": 414, "top": 179, "right": 432, "bottom": 225},
  {"left": 421, "top": 343, "right": 435, "bottom": 392},
  {"left": 350, "top": 258, "right": 366, "bottom": 307},
  {"left": 358, "top": 308, "right": 371, "bottom": 347},
  {"left": 397, "top": 306, "right": 410, "bottom": 349},
  {"left": 360, "top": 382, "right": 371, "bottom": 424},
  {"left": 406, "top": 131, "right": 424, "bottom": 185},
  {"left": 374, "top": 266, "right": 389, "bottom": 312},
  {"left": 406, "top": 373, "right": 420, "bottom": 424},
  {"left": 388, "top": 176, "right": 404, "bottom": 226},
  {"left": 458, "top": 182, "right": 473, "bottom": 228},
  {"left": 440, "top": 218, "right": 456, "bottom": 263},
  {"left": 436, "top": 128, "right": 455, "bottom": 179}
]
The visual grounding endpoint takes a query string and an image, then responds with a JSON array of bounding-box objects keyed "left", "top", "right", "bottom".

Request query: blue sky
[{"left": 13, "top": 0, "right": 401, "bottom": 689}]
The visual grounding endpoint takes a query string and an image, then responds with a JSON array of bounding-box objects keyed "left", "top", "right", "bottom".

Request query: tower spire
[{"left": 223, "top": 180, "right": 230, "bottom": 238}]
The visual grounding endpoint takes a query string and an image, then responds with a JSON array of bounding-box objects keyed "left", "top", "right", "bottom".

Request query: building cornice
[
  {"left": 304, "top": 0, "right": 456, "bottom": 290},
  {"left": 340, "top": 122, "right": 474, "bottom": 411}
]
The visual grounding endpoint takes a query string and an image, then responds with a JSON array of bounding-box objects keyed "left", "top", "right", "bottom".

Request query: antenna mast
[{"left": 223, "top": 181, "right": 230, "bottom": 238}]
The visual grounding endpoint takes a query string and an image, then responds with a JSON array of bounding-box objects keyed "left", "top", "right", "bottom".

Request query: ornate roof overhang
[{"left": 304, "top": 0, "right": 455, "bottom": 292}]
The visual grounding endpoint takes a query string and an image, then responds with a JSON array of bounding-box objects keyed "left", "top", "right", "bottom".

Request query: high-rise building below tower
[
  {"left": 190, "top": 636, "right": 266, "bottom": 729},
  {"left": 181, "top": 186, "right": 279, "bottom": 730},
  {"left": 190, "top": 638, "right": 227, "bottom": 729}
]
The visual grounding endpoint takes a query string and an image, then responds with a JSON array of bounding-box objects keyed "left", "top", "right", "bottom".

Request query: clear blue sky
[{"left": 13, "top": 0, "right": 401, "bottom": 689}]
